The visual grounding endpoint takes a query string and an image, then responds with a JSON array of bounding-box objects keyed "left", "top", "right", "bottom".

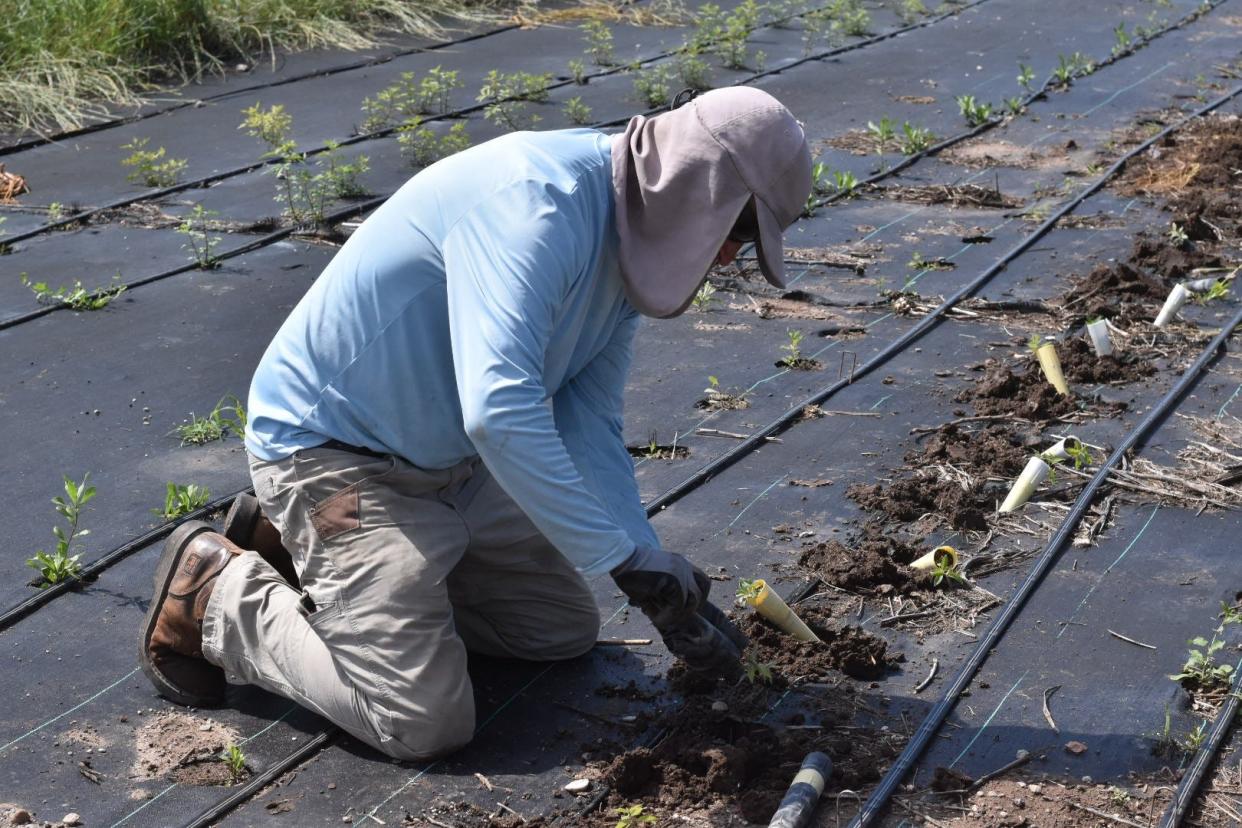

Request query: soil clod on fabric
[
  {"left": 131, "top": 710, "right": 247, "bottom": 786},
  {"left": 799, "top": 523, "right": 925, "bottom": 593}
]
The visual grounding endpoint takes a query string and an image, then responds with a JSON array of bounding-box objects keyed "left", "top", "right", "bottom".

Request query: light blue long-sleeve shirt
[{"left": 245, "top": 129, "right": 658, "bottom": 576}]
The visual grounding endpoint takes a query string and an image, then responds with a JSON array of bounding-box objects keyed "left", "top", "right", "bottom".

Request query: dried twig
[
  {"left": 1043, "top": 685, "right": 1061, "bottom": 732},
  {"left": 915, "top": 659, "right": 938, "bottom": 693},
  {"left": 1066, "top": 801, "right": 1149, "bottom": 827},
  {"left": 596, "top": 638, "right": 651, "bottom": 646},
  {"left": 1108, "top": 629, "right": 1157, "bottom": 650}
]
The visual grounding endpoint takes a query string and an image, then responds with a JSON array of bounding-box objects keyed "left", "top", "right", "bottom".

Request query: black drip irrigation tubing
[
  {"left": 645, "top": 77, "right": 1242, "bottom": 516},
  {"left": 1159, "top": 660, "right": 1242, "bottom": 827},
  {"left": 0, "top": 487, "right": 250, "bottom": 632},
  {"left": 845, "top": 86, "right": 1242, "bottom": 828},
  {"left": 4, "top": 0, "right": 1210, "bottom": 334},
  {"left": 0, "top": 0, "right": 994, "bottom": 250},
  {"left": 0, "top": 21, "right": 524, "bottom": 159}
]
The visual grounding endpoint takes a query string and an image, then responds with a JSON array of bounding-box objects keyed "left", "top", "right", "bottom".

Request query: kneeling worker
[{"left": 139, "top": 86, "right": 811, "bottom": 760}]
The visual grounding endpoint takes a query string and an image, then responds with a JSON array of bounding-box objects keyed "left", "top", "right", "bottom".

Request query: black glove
[{"left": 611, "top": 546, "right": 747, "bottom": 679}]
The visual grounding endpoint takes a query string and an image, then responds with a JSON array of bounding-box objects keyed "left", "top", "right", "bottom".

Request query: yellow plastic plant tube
[
  {"left": 743, "top": 579, "right": 820, "bottom": 643},
  {"left": 1036, "top": 342, "right": 1070, "bottom": 395},
  {"left": 910, "top": 545, "right": 959, "bottom": 573}
]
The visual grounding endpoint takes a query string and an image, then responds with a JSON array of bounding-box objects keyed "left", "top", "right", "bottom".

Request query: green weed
[
  {"left": 21, "top": 273, "right": 125, "bottom": 310},
  {"left": 173, "top": 395, "right": 247, "bottom": 445},
  {"left": 154, "top": 482, "right": 212, "bottom": 521},
  {"left": 26, "top": 473, "right": 94, "bottom": 588},
  {"left": 178, "top": 204, "right": 221, "bottom": 268},
  {"left": 120, "top": 137, "right": 187, "bottom": 187}
]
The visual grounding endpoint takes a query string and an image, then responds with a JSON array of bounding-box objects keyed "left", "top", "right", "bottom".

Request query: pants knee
[
  {"left": 377, "top": 699, "right": 475, "bottom": 761},
  {"left": 535, "top": 603, "right": 601, "bottom": 661}
]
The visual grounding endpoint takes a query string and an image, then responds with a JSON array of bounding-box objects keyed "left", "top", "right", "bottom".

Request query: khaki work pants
[{"left": 201, "top": 445, "right": 601, "bottom": 760}]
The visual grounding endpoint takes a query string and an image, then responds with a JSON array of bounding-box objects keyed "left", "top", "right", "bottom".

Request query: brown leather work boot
[
  {"left": 223, "top": 493, "right": 299, "bottom": 588},
  {"left": 139, "top": 521, "right": 240, "bottom": 707}
]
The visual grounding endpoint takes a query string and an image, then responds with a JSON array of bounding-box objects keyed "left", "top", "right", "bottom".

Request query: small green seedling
[
  {"left": 1005, "top": 96, "right": 1025, "bottom": 116},
  {"left": 833, "top": 0, "right": 871, "bottom": 36},
  {"left": 1108, "top": 786, "right": 1130, "bottom": 807},
  {"left": 1064, "top": 441, "right": 1093, "bottom": 470},
  {"left": 809, "top": 161, "right": 832, "bottom": 195},
  {"left": 736, "top": 578, "right": 763, "bottom": 602},
  {"left": 689, "top": 2, "right": 727, "bottom": 50},
  {"left": 1016, "top": 62, "right": 1035, "bottom": 90},
  {"left": 930, "top": 557, "right": 966, "bottom": 588},
  {"left": 615, "top": 804, "right": 656, "bottom": 828},
  {"left": 568, "top": 58, "right": 588, "bottom": 86},
  {"left": 563, "top": 97, "right": 593, "bottom": 126},
  {"left": 633, "top": 65, "right": 675, "bottom": 109},
  {"left": 1170, "top": 634, "right": 1234, "bottom": 689},
  {"left": 477, "top": 70, "right": 552, "bottom": 131},
  {"left": 1113, "top": 22, "right": 1132, "bottom": 55},
  {"left": 178, "top": 204, "right": 222, "bottom": 269},
  {"left": 26, "top": 473, "right": 94, "bottom": 588},
  {"left": 716, "top": 0, "right": 764, "bottom": 70},
  {"left": 898, "top": 122, "right": 934, "bottom": 155},
  {"left": 1167, "top": 222, "right": 1190, "bottom": 247},
  {"left": 21, "top": 273, "right": 126, "bottom": 310},
  {"left": 675, "top": 47, "right": 712, "bottom": 91},
  {"left": 692, "top": 281, "right": 717, "bottom": 311},
  {"left": 359, "top": 68, "right": 463, "bottom": 132},
  {"left": 222, "top": 744, "right": 246, "bottom": 783},
  {"left": 908, "top": 252, "right": 951, "bottom": 272},
  {"left": 319, "top": 141, "right": 370, "bottom": 199},
  {"left": 1026, "top": 333, "right": 1046, "bottom": 354},
  {"left": 833, "top": 170, "right": 859, "bottom": 194},
  {"left": 867, "top": 117, "right": 897, "bottom": 152},
  {"left": 173, "top": 395, "right": 247, "bottom": 445},
  {"left": 1181, "top": 720, "right": 1209, "bottom": 753},
  {"left": 397, "top": 119, "right": 472, "bottom": 168},
  {"left": 956, "top": 94, "right": 993, "bottom": 127},
  {"left": 120, "top": 138, "right": 187, "bottom": 187},
  {"left": 743, "top": 652, "right": 775, "bottom": 684},
  {"left": 239, "top": 102, "right": 293, "bottom": 151},
  {"left": 582, "top": 21, "right": 616, "bottom": 66},
  {"left": 155, "top": 482, "right": 212, "bottom": 521},
  {"left": 898, "top": 0, "right": 927, "bottom": 23},
  {"left": 778, "top": 329, "right": 805, "bottom": 367},
  {"left": 47, "top": 202, "right": 65, "bottom": 220}
]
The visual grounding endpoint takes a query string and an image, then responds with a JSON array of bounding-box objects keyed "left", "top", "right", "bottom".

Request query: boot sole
[{"left": 138, "top": 520, "right": 224, "bottom": 707}]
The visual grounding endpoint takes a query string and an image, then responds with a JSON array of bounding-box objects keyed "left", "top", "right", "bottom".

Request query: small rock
[
  {"left": 710, "top": 701, "right": 728, "bottom": 713},
  {"left": 563, "top": 779, "right": 591, "bottom": 794},
  {"left": 62, "top": 814, "right": 82, "bottom": 827},
  {"left": 1028, "top": 784, "right": 1042, "bottom": 794},
  {"left": 1082, "top": 776, "right": 1093, "bottom": 785},
  {"left": 10, "top": 810, "right": 32, "bottom": 825},
  {"left": 1065, "top": 740, "right": 1088, "bottom": 755},
  {"left": 1013, "top": 797, "right": 1026, "bottom": 808}
]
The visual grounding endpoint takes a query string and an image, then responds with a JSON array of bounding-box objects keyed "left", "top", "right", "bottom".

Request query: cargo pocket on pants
[{"left": 310, "top": 483, "right": 362, "bottom": 542}]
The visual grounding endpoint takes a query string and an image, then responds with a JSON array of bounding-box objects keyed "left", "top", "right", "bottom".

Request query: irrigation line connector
[{"left": 846, "top": 79, "right": 1242, "bottom": 828}]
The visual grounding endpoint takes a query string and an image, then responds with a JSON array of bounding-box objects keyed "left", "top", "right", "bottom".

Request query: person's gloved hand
[{"left": 611, "top": 545, "right": 748, "bottom": 679}]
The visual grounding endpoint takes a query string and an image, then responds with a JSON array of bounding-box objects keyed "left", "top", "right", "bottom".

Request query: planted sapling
[
  {"left": 360, "top": 68, "right": 463, "bottom": 131},
  {"left": 898, "top": 0, "right": 927, "bottom": 23},
  {"left": 898, "top": 122, "right": 934, "bottom": 155},
  {"left": 563, "top": 97, "right": 593, "bottom": 126},
  {"left": 1170, "top": 604, "right": 1239, "bottom": 691},
  {"left": 831, "top": 0, "right": 871, "bottom": 36},
  {"left": 222, "top": 744, "right": 247, "bottom": 783},
  {"left": 1016, "top": 63, "right": 1035, "bottom": 90},
  {"left": 320, "top": 141, "right": 370, "bottom": 198},
  {"left": 155, "top": 483, "right": 212, "bottom": 521},
  {"left": 715, "top": 0, "right": 763, "bottom": 69},
  {"left": 1167, "top": 221, "right": 1190, "bottom": 247},
  {"left": 477, "top": 71, "right": 553, "bottom": 131},
  {"left": 239, "top": 103, "right": 293, "bottom": 151},
  {"left": 178, "top": 204, "right": 221, "bottom": 269},
  {"left": 956, "top": 95, "right": 993, "bottom": 127},
  {"left": 779, "top": 328, "right": 804, "bottom": 368},
  {"left": 22, "top": 273, "right": 126, "bottom": 310},
  {"left": 173, "top": 395, "right": 247, "bottom": 445},
  {"left": 120, "top": 138, "right": 187, "bottom": 187},
  {"left": 615, "top": 804, "right": 656, "bottom": 828},
  {"left": 689, "top": 2, "right": 727, "bottom": 50},
  {"left": 866, "top": 117, "right": 897, "bottom": 153},
  {"left": 743, "top": 652, "right": 775, "bottom": 684},
  {"left": 736, "top": 578, "right": 764, "bottom": 603},
  {"left": 1113, "top": 22, "right": 1132, "bottom": 55},
  {"left": 1005, "top": 96, "right": 1025, "bottom": 116},
  {"left": 675, "top": 47, "right": 712, "bottom": 90},
  {"left": 397, "top": 119, "right": 472, "bottom": 168},
  {"left": 26, "top": 473, "right": 94, "bottom": 589},
  {"left": 701, "top": 375, "right": 749, "bottom": 411},
  {"left": 568, "top": 59, "right": 588, "bottom": 86},
  {"left": 692, "top": 281, "right": 717, "bottom": 311},
  {"left": 930, "top": 557, "right": 966, "bottom": 588},
  {"left": 633, "top": 65, "right": 675, "bottom": 109},
  {"left": 582, "top": 21, "right": 616, "bottom": 66}
]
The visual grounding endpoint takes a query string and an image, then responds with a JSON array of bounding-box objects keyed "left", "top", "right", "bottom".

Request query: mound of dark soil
[
  {"left": 954, "top": 359, "right": 1083, "bottom": 421},
  {"left": 741, "top": 607, "right": 897, "bottom": 682},
  {"left": 1059, "top": 260, "right": 1168, "bottom": 325},
  {"left": 1058, "top": 335, "right": 1155, "bottom": 385},
  {"left": 1129, "top": 235, "right": 1221, "bottom": 280},
  {"left": 912, "top": 422, "right": 1034, "bottom": 479},
  {"left": 847, "top": 476, "right": 993, "bottom": 531},
  {"left": 798, "top": 523, "right": 924, "bottom": 593}
]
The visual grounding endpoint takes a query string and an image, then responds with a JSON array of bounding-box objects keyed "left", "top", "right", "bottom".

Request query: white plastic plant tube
[
  {"left": 999, "top": 456, "right": 1051, "bottom": 513},
  {"left": 910, "top": 545, "right": 959, "bottom": 573},
  {"left": 1041, "top": 435, "right": 1081, "bottom": 463},
  {"left": 1035, "top": 342, "right": 1070, "bottom": 395},
  {"left": 1154, "top": 283, "right": 1190, "bottom": 328},
  {"left": 742, "top": 579, "right": 820, "bottom": 643},
  {"left": 1086, "top": 319, "right": 1113, "bottom": 357}
]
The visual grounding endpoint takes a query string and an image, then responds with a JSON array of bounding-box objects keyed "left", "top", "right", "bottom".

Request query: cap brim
[{"left": 752, "top": 197, "right": 787, "bottom": 289}]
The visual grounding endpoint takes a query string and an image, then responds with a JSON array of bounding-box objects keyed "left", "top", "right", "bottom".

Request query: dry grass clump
[{"left": 0, "top": 0, "right": 499, "bottom": 134}]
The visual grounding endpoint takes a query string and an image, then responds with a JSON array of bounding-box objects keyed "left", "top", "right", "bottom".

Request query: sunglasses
[{"left": 728, "top": 201, "right": 759, "bottom": 244}]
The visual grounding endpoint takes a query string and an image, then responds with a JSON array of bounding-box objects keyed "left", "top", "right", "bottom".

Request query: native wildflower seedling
[
  {"left": 360, "top": 68, "right": 463, "bottom": 132},
  {"left": 615, "top": 804, "right": 656, "bottom": 828},
  {"left": 120, "top": 138, "right": 188, "bottom": 187},
  {"left": 397, "top": 119, "right": 471, "bottom": 168},
  {"left": 1113, "top": 22, "right": 1132, "bottom": 55},
  {"left": 1016, "top": 63, "right": 1035, "bottom": 90},
  {"left": 701, "top": 375, "right": 749, "bottom": 411},
  {"left": 27, "top": 473, "right": 94, "bottom": 588},
  {"left": 743, "top": 652, "right": 775, "bottom": 684},
  {"left": 930, "top": 557, "right": 966, "bottom": 588},
  {"left": 222, "top": 744, "right": 246, "bottom": 783},
  {"left": 568, "top": 59, "right": 588, "bottom": 86},
  {"left": 779, "top": 329, "right": 805, "bottom": 367},
  {"left": 319, "top": 141, "right": 370, "bottom": 198},
  {"left": 178, "top": 204, "right": 222, "bottom": 268},
  {"left": 898, "top": 0, "right": 926, "bottom": 23},
  {"left": 1064, "top": 441, "right": 1093, "bottom": 470},
  {"left": 582, "top": 21, "right": 616, "bottom": 65},
  {"left": 1005, "top": 96, "right": 1025, "bottom": 116},
  {"left": 155, "top": 483, "right": 212, "bottom": 521},
  {"left": 956, "top": 95, "right": 993, "bottom": 127},
  {"left": 633, "top": 65, "right": 675, "bottom": 109},
  {"left": 1181, "top": 720, "right": 1209, "bottom": 753},
  {"left": 477, "top": 71, "right": 552, "bottom": 131},
  {"left": 1167, "top": 222, "right": 1190, "bottom": 247},
  {"left": 563, "top": 97, "right": 593, "bottom": 126},
  {"left": 715, "top": 0, "right": 763, "bottom": 69},
  {"left": 833, "top": 170, "right": 859, "bottom": 194},
  {"left": 1170, "top": 628, "right": 1234, "bottom": 690},
  {"left": 173, "top": 395, "right": 247, "bottom": 445},
  {"left": 736, "top": 578, "right": 763, "bottom": 602},
  {"left": 867, "top": 117, "right": 897, "bottom": 153},
  {"left": 898, "top": 122, "right": 934, "bottom": 154},
  {"left": 239, "top": 102, "right": 293, "bottom": 150},
  {"left": 692, "top": 281, "right": 717, "bottom": 310},
  {"left": 22, "top": 273, "right": 126, "bottom": 310}
]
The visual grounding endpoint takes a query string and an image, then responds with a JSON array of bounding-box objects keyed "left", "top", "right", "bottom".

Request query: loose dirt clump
[
  {"left": 798, "top": 523, "right": 923, "bottom": 593},
  {"left": 131, "top": 710, "right": 245, "bottom": 786},
  {"left": 1057, "top": 335, "right": 1155, "bottom": 385},
  {"left": 874, "top": 183, "right": 1024, "bottom": 209},
  {"left": 954, "top": 359, "right": 1085, "bottom": 421},
  {"left": 914, "top": 422, "right": 1034, "bottom": 479},
  {"left": 740, "top": 606, "right": 898, "bottom": 681},
  {"left": 1058, "top": 260, "right": 1169, "bottom": 325},
  {"left": 1129, "top": 234, "right": 1221, "bottom": 280},
  {"left": 848, "top": 475, "right": 993, "bottom": 531}
]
